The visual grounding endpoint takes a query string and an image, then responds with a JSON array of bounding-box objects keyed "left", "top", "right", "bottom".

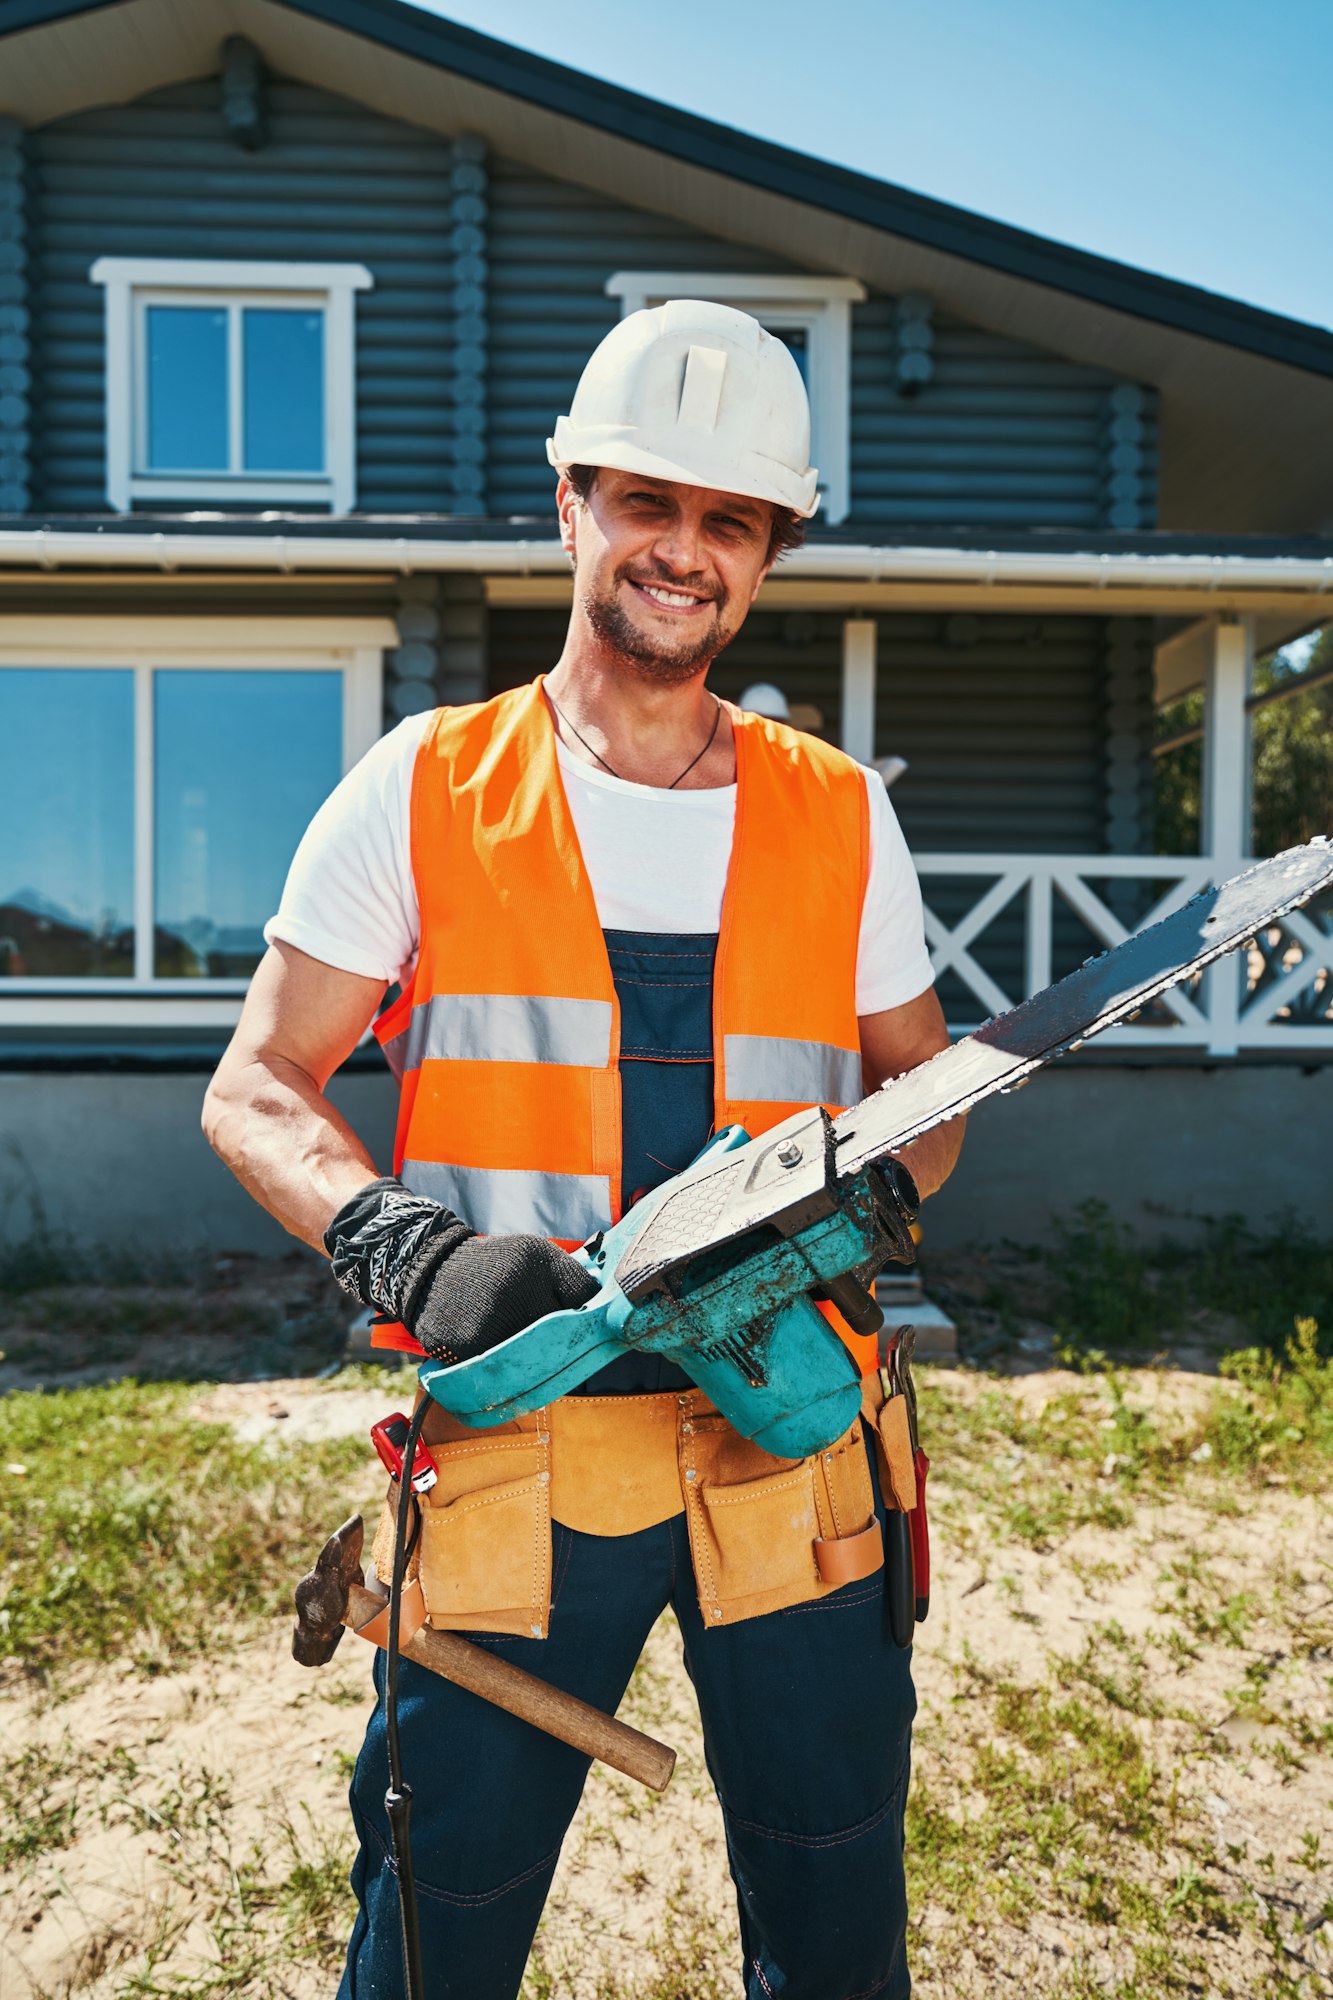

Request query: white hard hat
[
  {"left": 548, "top": 300, "right": 821, "bottom": 518},
  {"left": 739, "top": 682, "right": 791, "bottom": 720}
]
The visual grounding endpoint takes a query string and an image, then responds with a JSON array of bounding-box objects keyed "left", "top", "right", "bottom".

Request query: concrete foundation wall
[
  {"left": 0, "top": 1063, "right": 1327, "bottom": 1257},
  {"left": 923, "top": 1061, "right": 1330, "bottom": 1249},
  {"left": 0, "top": 1072, "right": 399, "bottom": 1257}
]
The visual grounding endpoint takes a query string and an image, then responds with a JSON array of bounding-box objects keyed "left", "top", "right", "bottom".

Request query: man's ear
[{"left": 556, "top": 474, "right": 581, "bottom": 559}]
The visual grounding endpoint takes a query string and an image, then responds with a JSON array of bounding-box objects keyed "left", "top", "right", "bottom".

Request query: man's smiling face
[{"left": 558, "top": 469, "right": 776, "bottom": 682}]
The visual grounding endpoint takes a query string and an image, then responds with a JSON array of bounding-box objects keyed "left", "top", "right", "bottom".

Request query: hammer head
[{"left": 292, "top": 1514, "right": 366, "bottom": 1667}]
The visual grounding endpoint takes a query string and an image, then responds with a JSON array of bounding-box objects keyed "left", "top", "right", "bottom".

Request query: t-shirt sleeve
[
  {"left": 855, "top": 767, "right": 935, "bottom": 1015},
  {"left": 263, "top": 711, "right": 430, "bottom": 984}
]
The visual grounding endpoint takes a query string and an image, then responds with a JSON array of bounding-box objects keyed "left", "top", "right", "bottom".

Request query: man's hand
[{"left": 325, "top": 1176, "right": 599, "bottom": 1364}]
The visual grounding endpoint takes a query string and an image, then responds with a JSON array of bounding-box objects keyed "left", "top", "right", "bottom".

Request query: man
[{"left": 204, "top": 299, "right": 963, "bottom": 1999}]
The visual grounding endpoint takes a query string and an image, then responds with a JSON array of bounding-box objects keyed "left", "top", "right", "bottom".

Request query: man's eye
[
  {"left": 628, "top": 491, "right": 669, "bottom": 508},
  {"left": 715, "top": 516, "right": 756, "bottom": 537}
]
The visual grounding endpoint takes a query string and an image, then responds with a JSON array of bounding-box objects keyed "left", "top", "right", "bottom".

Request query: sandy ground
[{"left": 2, "top": 1368, "right": 1330, "bottom": 2000}]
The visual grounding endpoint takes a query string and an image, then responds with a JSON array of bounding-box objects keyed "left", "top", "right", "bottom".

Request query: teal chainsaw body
[
  {"left": 419, "top": 841, "right": 1333, "bottom": 1462},
  {"left": 419, "top": 1121, "right": 884, "bottom": 1460}
]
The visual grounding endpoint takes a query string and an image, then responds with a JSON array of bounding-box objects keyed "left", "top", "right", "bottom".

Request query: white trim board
[
  {"left": 0, "top": 616, "right": 397, "bottom": 652},
  {"left": 3, "top": 530, "right": 1330, "bottom": 597}
]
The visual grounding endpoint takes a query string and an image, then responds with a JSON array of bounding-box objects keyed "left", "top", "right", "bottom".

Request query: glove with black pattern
[{"left": 324, "top": 1175, "right": 598, "bottom": 1365}]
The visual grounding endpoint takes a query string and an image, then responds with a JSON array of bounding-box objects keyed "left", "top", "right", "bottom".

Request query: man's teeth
[{"left": 641, "top": 584, "right": 705, "bottom": 608}]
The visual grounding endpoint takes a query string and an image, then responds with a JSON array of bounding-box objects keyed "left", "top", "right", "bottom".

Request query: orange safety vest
[{"left": 372, "top": 676, "right": 875, "bottom": 1367}]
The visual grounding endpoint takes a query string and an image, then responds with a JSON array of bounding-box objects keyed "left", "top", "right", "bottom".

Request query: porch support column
[
  {"left": 840, "top": 618, "right": 877, "bottom": 763},
  {"left": 1201, "top": 616, "right": 1254, "bottom": 1054},
  {"left": 1201, "top": 617, "right": 1253, "bottom": 872}
]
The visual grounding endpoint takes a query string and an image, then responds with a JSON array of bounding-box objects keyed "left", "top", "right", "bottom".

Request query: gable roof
[{"left": 5, "top": 0, "right": 1333, "bottom": 533}]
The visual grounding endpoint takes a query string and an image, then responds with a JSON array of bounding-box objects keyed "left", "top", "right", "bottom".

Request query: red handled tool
[
  {"left": 910, "top": 1450, "right": 930, "bottom": 1623},
  {"left": 371, "top": 1413, "right": 439, "bottom": 1495}
]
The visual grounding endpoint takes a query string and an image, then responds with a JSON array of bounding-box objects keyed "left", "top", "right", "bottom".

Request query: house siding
[
  {"left": 26, "top": 76, "right": 469, "bottom": 513},
  {"left": 851, "top": 300, "right": 1158, "bottom": 529},
  {"left": 23, "top": 72, "right": 1157, "bottom": 529},
  {"left": 0, "top": 118, "right": 32, "bottom": 514}
]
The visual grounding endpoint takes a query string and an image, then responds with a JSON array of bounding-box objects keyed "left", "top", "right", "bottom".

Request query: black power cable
[{"left": 384, "top": 1396, "right": 429, "bottom": 2000}]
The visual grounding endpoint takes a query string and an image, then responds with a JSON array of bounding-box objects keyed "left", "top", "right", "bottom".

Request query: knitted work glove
[{"left": 324, "top": 1175, "right": 598, "bottom": 1365}]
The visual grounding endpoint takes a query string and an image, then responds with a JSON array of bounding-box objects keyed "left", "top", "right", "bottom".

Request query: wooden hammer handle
[{"left": 345, "top": 1581, "right": 676, "bottom": 1793}]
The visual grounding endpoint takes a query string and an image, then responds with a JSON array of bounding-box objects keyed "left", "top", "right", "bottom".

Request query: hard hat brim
[{"left": 546, "top": 430, "right": 821, "bottom": 520}]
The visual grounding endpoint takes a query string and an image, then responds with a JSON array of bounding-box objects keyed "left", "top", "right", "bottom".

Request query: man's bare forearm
[
  {"left": 894, "top": 1115, "right": 965, "bottom": 1204},
  {"left": 203, "top": 943, "right": 390, "bottom": 1252},
  {"left": 203, "top": 1051, "right": 380, "bottom": 1253}
]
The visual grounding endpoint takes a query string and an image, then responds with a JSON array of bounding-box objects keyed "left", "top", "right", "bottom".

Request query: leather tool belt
[{"left": 371, "top": 1381, "right": 900, "bottom": 1637}]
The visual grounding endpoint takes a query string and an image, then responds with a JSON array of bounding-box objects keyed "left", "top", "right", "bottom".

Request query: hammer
[{"left": 292, "top": 1515, "right": 676, "bottom": 1793}]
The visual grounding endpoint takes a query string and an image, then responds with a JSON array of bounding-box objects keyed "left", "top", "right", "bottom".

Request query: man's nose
[{"left": 649, "top": 512, "right": 707, "bottom": 576}]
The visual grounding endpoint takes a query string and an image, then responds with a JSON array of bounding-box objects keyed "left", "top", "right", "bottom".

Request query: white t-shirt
[{"left": 265, "top": 710, "right": 935, "bottom": 1016}]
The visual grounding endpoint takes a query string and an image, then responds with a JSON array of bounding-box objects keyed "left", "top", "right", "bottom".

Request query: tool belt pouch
[
  {"left": 682, "top": 1411, "right": 882, "bottom": 1628},
  {"left": 371, "top": 1396, "right": 553, "bottom": 1640},
  {"left": 868, "top": 1391, "right": 918, "bottom": 1515}
]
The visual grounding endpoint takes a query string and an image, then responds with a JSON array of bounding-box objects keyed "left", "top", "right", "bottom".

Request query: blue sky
[{"left": 417, "top": 0, "right": 1333, "bottom": 334}]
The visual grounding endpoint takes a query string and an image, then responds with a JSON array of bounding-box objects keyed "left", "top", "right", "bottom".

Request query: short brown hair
[{"left": 563, "top": 464, "right": 806, "bottom": 568}]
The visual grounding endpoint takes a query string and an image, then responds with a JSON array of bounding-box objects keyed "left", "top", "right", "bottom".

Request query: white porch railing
[{"left": 915, "top": 854, "right": 1333, "bottom": 1055}]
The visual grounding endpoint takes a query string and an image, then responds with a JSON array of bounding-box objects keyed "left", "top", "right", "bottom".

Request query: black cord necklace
[{"left": 547, "top": 689, "right": 723, "bottom": 790}]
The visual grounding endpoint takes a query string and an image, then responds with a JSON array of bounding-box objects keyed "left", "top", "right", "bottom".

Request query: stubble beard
[{"left": 580, "top": 566, "right": 739, "bottom": 684}]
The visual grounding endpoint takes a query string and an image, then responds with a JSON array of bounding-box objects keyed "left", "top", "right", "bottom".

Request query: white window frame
[
  {"left": 90, "top": 259, "right": 374, "bottom": 514},
  {"left": 0, "top": 617, "right": 390, "bottom": 1029},
  {"left": 605, "top": 272, "right": 866, "bottom": 525}
]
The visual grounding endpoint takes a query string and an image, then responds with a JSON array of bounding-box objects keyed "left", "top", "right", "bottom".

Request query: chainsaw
[{"left": 419, "top": 840, "right": 1333, "bottom": 1459}]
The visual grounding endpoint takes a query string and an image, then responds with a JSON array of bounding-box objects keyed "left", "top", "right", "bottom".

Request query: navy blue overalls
[{"left": 338, "top": 931, "right": 915, "bottom": 2000}]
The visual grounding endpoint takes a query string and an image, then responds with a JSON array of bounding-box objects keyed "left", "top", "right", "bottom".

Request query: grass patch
[
  {"left": 920, "top": 1310, "right": 1333, "bottom": 1554},
  {"left": 522, "top": 1878, "right": 736, "bottom": 2000},
  {"left": 908, "top": 1653, "right": 1250, "bottom": 1996},
  {"left": 1042, "top": 1201, "right": 1333, "bottom": 1357},
  {"left": 0, "top": 1376, "right": 375, "bottom": 1680},
  {"left": 0, "top": 1739, "right": 86, "bottom": 1867}
]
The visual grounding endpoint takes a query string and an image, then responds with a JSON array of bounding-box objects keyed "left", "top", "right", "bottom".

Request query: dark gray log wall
[
  {"left": 852, "top": 300, "right": 1158, "bottom": 529},
  {"left": 0, "top": 118, "right": 32, "bottom": 513},
  {"left": 21, "top": 73, "right": 1156, "bottom": 528},
  {"left": 26, "top": 77, "right": 469, "bottom": 513}
]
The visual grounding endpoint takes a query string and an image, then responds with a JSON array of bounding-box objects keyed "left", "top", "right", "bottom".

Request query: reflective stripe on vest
[
  {"left": 382, "top": 992, "right": 615, "bottom": 1083},
  {"left": 401, "top": 1160, "right": 612, "bottom": 1242},
  {"left": 372, "top": 677, "right": 873, "bottom": 1351},
  {"left": 723, "top": 1033, "right": 862, "bottom": 1108}
]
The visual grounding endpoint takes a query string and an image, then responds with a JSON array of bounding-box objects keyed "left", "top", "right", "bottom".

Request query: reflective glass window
[
  {"left": 0, "top": 669, "right": 135, "bottom": 977},
  {"left": 154, "top": 670, "right": 342, "bottom": 978},
  {"left": 243, "top": 308, "right": 325, "bottom": 473},
  {"left": 145, "top": 305, "right": 229, "bottom": 470}
]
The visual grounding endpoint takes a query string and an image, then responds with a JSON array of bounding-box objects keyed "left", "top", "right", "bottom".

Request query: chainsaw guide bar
[{"left": 616, "top": 840, "right": 1333, "bottom": 1300}]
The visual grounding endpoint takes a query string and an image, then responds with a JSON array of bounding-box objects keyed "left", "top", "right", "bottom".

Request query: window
[
  {"left": 0, "top": 621, "right": 387, "bottom": 1023},
  {"left": 90, "top": 260, "right": 373, "bottom": 512},
  {"left": 604, "top": 273, "right": 866, "bottom": 525}
]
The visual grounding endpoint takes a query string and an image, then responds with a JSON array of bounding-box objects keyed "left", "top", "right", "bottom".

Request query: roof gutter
[{"left": 1, "top": 528, "right": 1332, "bottom": 596}]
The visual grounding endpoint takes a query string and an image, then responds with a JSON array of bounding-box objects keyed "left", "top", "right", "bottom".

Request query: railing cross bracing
[{"left": 915, "top": 853, "right": 1333, "bottom": 1055}]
